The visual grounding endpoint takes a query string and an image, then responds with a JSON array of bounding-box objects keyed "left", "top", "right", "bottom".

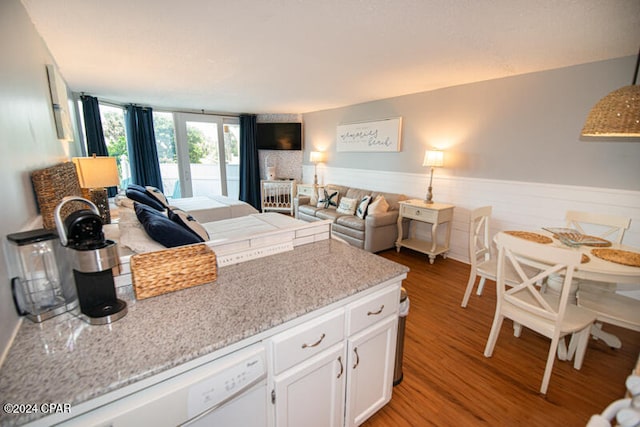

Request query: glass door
[{"left": 171, "top": 113, "right": 235, "bottom": 199}]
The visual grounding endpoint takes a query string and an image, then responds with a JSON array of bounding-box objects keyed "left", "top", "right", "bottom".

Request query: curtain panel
[
  {"left": 124, "top": 105, "right": 164, "bottom": 192},
  {"left": 80, "top": 95, "right": 117, "bottom": 197},
  {"left": 239, "top": 114, "right": 261, "bottom": 210}
]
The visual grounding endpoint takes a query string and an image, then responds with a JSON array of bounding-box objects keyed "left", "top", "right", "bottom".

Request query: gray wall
[
  {"left": 303, "top": 57, "right": 640, "bottom": 191},
  {"left": 0, "top": 0, "right": 82, "bottom": 356}
]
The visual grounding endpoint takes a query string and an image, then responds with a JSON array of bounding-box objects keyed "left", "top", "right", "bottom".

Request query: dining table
[{"left": 495, "top": 229, "right": 640, "bottom": 356}]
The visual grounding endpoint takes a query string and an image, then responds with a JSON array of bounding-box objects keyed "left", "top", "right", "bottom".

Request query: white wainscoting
[{"left": 303, "top": 165, "right": 640, "bottom": 267}]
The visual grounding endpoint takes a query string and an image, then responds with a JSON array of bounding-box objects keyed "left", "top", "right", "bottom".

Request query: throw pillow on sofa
[
  {"left": 317, "top": 188, "right": 339, "bottom": 209},
  {"left": 336, "top": 197, "right": 358, "bottom": 215},
  {"left": 355, "top": 195, "right": 372, "bottom": 219},
  {"left": 367, "top": 195, "right": 389, "bottom": 215}
]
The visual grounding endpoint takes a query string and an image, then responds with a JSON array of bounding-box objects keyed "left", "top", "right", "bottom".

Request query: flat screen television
[{"left": 256, "top": 122, "right": 302, "bottom": 150}]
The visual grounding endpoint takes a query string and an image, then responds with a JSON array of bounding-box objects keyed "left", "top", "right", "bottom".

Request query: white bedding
[{"left": 168, "top": 195, "right": 258, "bottom": 223}]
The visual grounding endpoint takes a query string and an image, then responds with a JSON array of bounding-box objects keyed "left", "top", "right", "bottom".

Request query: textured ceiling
[{"left": 21, "top": 0, "right": 640, "bottom": 114}]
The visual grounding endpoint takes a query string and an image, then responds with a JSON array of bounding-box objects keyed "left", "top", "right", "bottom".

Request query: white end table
[{"left": 396, "top": 199, "right": 455, "bottom": 264}]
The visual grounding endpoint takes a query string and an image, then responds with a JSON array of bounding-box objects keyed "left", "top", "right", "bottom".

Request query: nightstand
[
  {"left": 396, "top": 199, "right": 455, "bottom": 264},
  {"left": 297, "top": 183, "right": 316, "bottom": 198}
]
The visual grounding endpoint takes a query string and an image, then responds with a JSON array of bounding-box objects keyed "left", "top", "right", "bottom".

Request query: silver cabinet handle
[
  {"left": 302, "top": 333, "right": 326, "bottom": 349},
  {"left": 367, "top": 305, "right": 384, "bottom": 316},
  {"left": 353, "top": 347, "right": 360, "bottom": 369},
  {"left": 337, "top": 356, "right": 344, "bottom": 379}
]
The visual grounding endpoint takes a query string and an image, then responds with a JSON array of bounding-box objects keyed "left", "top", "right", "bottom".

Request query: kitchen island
[{"left": 0, "top": 239, "right": 408, "bottom": 426}]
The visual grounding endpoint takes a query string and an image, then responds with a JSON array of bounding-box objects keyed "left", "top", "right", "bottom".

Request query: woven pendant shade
[{"left": 581, "top": 85, "right": 640, "bottom": 137}]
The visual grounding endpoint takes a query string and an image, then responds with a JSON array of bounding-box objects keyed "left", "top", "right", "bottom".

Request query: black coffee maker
[{"left": 55, "top": 197, "right": 127, "bottom": 325}]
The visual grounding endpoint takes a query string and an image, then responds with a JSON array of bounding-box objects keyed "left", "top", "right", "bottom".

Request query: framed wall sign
[
  {"left": 46, "top": 64, "right": 73, "bottom": 141},
  {"left": 336, "top": 117, "right": 402, "bottom": 152}
]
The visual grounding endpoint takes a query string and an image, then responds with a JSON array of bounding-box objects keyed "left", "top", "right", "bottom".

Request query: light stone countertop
[{"left": 0, "top": 239, "right": 408, "bottom": 426}]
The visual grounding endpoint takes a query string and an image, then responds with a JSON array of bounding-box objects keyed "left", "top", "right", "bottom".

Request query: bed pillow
[
  {"left": 134, "top": 202, "right": 201, "bottom": 248},
  {"left": 168, "top": 207, "right": 209, "bottom": 242},
  {"left": 336, "top": 197, "right": 358, "bottom": 215},
  {"left": 126, "top": 187, "right": 166, "bottom": 211},
  {"left": 355, "top": 195, "right": 372, "bottom": 219},
  {"left": 145, "top": 186, "right": 169, "bottom": 209}
]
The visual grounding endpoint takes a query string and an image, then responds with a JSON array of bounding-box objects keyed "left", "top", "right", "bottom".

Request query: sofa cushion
[
  {"left": 336, "top": 197, "right": 358, "bottom": 215},
  {"left": 299, "top": 204, "right": 323, "bottom": 216},
  {"left": 345, "top": 187, "right": 371, "bottom": 202},
  {"left": 316, "top": 209, "right": 345, "bottom": 222},
  {"left": 370, "top": 191, "right": 406, "bottom": 211},
  {"left": 336, "top": 214, "right": 366, "bottom": 231},
  {"left": 332, "top": 222, "right": 365, "bottom": 241}
]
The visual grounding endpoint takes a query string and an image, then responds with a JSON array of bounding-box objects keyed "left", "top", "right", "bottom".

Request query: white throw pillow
[
  {"left": 317, "top": 188, "right": 339, "bottom": 209},
  {"left": 336, "top": 197, "right": 358, "bottom": 215},
  {"left": 367, "top": 195, "right": 389, "bottom": 215},
  {"left": 355, "top": 195, "right": 372, "bottom": 219}
]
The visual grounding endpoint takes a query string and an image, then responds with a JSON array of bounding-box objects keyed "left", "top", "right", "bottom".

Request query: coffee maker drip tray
[{"left": 81, "top": 300, "right": 128, "bottom": 325}]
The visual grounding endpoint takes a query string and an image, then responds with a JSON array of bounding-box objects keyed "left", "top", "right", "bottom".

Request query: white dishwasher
[{"left": 58, "top": 342, "right": 267, "bottom": 427}]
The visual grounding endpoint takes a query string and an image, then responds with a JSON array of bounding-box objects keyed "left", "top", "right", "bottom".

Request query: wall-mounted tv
[{"left": 256, "top": 122, "right": 302, "bottom": 150}]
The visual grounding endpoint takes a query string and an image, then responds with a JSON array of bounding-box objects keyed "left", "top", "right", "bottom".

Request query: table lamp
[
  {"left": 309, "top": 151, "right": 325, "bottom": 185},
  {"left": 72, "top": 155, "right": 119, "bottom": 224},
  {"left": 423, "top": 150, "right": 443, "bottom": 204}
]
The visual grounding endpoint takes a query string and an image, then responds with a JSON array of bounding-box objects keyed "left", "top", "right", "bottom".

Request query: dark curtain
[
  {"left": 239, "top": 114, "right": 261, "bottom": 210},
  {"left": 80, "top": 95, "right": 117, "bottom": 196},
  {"left": 124, "top": 105, "right": 164, "bottom": 192}
]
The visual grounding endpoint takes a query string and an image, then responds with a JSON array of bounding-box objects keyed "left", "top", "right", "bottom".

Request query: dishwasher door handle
[{"left": 179, "top": 372, "right": 267, "bottom": 427}]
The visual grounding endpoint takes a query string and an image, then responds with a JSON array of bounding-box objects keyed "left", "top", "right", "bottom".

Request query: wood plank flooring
[{"left": 363, "top": 248, "right": 640, "bottom": 426}]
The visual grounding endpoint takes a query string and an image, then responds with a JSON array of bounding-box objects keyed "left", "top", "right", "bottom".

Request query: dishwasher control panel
[{"left": 187, "top": 345, "right": 266, "bottom": 419}]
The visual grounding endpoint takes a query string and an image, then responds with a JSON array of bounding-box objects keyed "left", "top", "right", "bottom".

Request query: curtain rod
[{"left": 75, "top": 92, "right": 241, "bottom": 118}]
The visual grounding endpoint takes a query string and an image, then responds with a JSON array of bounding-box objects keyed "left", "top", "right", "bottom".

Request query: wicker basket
[
  {"left": 31, "top": 162, "right": 83, "bottom": 229},
  {"left": 130, "top": 244, "right": 217, "bottom": 300}
]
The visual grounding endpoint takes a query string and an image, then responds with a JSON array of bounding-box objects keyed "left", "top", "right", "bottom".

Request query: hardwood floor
[{"left": 363, "top": 248, "right": 640, "bottom": 426}]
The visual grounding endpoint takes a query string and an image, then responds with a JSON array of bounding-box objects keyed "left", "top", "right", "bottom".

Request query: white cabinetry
[
  {"left": 269, "top": 285, "right": 400, "bottom": 427},
  {"left": 345, "top": 316, "right": 397, "bottom": 427}
]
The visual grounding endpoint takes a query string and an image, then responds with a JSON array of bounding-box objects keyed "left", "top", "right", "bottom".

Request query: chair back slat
[
  {"left": 565, "top": 210, "right": 630, "bottom": 244},
  {"left": 496, "top": 233, "right": 580, "bottom": 326},
  {"left": 469, "top": 206, "right": 492, "bottom": 268}
]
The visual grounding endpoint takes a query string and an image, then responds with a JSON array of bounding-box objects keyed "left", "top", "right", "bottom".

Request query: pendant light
[{"left": 581, "top": 47, "right": 640, "bottom": 138}]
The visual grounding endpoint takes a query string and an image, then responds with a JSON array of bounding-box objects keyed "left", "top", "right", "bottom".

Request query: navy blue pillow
[
  {"left": 134, "top": 203, "right": 201, "bottom": 248},
  {"left": 127, "top": 184, "right": 146, "bottom": 193},
  {"left": 126, "top": 187, "right": 165, "bottom": 211}
]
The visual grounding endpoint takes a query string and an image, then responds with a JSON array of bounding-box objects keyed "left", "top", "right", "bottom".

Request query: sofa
[{"left": 295, "top": 184, "right": 409, "bottom": 253}]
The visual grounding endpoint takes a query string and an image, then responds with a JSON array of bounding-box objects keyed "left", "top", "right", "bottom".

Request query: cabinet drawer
[
  {"left": 271, "top": 309, "right": 345, "bottom": 375},
  {"left": 297, "top": 185, "right": 314, "bottom": 197},
  {"left": 346, "top": 285, "right": 400, "bottom": 336},
  {"left": 402, "top": 205, "right": 437, "bottom": 222}
]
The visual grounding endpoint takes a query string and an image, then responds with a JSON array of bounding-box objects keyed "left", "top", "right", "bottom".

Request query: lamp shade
[
  {"left": 72, "top": 156, "right": 120, "bottom": 188},
  {"left": 309, "top": 151, "right": 324, "bottom": 163},
  {"left": 423, "top": 150, "right": 444, "bottom": 167},
  {"left": 581, "top": 85, "right": 640, "bottom": 137}
]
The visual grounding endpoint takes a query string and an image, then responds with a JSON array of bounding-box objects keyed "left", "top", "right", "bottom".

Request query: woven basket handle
[{"left": 54, "top": 196, "right": 100, "bottom": 246}]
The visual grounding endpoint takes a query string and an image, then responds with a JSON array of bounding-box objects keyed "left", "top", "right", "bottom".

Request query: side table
[{"left": 396, "top": 200, "right": 455, "bottom": 264}]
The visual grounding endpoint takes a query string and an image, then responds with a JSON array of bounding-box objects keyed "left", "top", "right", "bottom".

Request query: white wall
[
  {"left": 0, "top": 0, "right": 82, "bottom": 359},
  {"left": 303, "top": 57, "right": 640, "bottom": 191}
]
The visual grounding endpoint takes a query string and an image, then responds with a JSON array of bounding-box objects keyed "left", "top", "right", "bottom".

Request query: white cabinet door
[
  {"left": 344, "top": 315, "right": 398, "bottom": 427},
  {"left": 273, "top": 343, "right": 346, "bottom": 427}
]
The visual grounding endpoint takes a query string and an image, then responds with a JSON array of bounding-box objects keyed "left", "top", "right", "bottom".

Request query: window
[{"left": 154, "top": 112, "right": 239, "bottom": 200}]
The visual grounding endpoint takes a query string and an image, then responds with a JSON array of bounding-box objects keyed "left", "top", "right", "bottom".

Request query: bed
[
  {"left": 167, "top": 195, "right": 258, "bottom": 222},
  {"left": 108, "top": 212, "right": 332, "bottom": 288}
]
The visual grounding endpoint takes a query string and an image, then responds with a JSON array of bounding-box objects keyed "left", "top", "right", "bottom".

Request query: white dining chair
[
  {"left": 461, "top": 206, "right": 537, "bottom": 308},
  {"left": 565, "top": 210, "right": 630, "bottom": 245},
  {"left": 484, "top": 232, "right": 596, "bottom": 395},
  {"left": 564, "top": 211, "right": 639, "bottom": 340}
]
